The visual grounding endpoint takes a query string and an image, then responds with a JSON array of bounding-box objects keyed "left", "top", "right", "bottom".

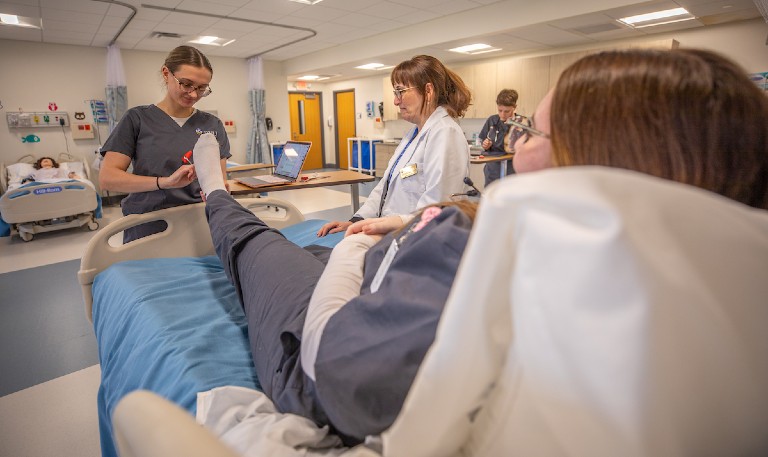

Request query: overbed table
[{"left": 228, "top": 170, "right": 376, "bottom": 213}]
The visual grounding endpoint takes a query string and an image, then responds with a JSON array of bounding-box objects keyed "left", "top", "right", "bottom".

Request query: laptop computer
[{"left": 234, "top": 141, "right": 312, "bottom": 188}]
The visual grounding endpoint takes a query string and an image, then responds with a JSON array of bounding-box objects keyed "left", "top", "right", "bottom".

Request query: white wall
[{"left": 0, "top": 40, "right": 289, "bottom": 187}]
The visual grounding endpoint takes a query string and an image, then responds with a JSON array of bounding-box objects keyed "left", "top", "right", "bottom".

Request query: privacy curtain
[
  {"left": 105, "top": 43, "right": 128, "bottom": 134},
  {"left": 247, "top": 56, "right": 270, "bottom": 164}
]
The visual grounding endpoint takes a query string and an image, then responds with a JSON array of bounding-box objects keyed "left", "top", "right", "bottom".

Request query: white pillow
[
  {"left": 61, "top": 161, "right": 86, "bottom": 178},
  {"left": 6, "top": 162, "right": 35, "bottom": 187}
]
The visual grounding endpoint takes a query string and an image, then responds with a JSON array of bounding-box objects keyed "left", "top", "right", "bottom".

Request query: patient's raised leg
[{"left": 195, "top": 135, "right": 328, "bottom": 424}]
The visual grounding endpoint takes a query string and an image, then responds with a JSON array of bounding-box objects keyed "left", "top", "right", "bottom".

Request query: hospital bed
[
  {"left": 77, "top": 196, "right": 343, "bottom": 457},
  {"left": 0, "top": 153, "right": 100, "bottom": 241},
  {"left": 82, "top": 167, "right": 768, "bottom": 457}
]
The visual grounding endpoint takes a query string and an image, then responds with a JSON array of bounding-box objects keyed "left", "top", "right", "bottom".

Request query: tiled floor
[{"left": 0, "top": 180, "right": 373, "bottom": 457}]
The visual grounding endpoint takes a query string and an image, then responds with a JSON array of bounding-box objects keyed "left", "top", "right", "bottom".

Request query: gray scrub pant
[
  {"left": 483, "top": 154, "right": 514, "bottom": 187},
  {"left": 204, "top": 190, "right": 331, "bottom": 428}
]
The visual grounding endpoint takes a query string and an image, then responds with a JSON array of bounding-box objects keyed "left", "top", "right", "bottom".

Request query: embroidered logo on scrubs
[
  {"left": 195, "top": 129, "right": 218, "bottom": 137},
  {"left": 399, "top": 163, "right": 418, "bottom": 179}
]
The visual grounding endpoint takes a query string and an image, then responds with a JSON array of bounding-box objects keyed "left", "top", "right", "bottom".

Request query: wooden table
[
  {"left": 228, "top": 169, "right": 376, "bottom": 213},
  {"left": 471, "top": 153, "right": 514, "bottom": 178}
]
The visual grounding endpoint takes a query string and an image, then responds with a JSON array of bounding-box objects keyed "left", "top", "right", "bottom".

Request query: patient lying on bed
[
  {"left": 191, "top": 47, "right": 768, "bottom": 453},
  {"left": 26, "top": 156, "right": 80, "bottom": 182},
  {"left": 195, "top": 131, "right": 477, "bottom": 445}
]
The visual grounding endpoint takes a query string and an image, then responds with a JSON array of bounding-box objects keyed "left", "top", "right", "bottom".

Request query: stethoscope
[{"left": 487, "top": 117, "right": 508, "bottom": 142}]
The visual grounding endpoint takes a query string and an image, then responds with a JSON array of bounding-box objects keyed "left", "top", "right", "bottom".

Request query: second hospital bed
[
  {"left": 0, "top": 153, "right": 100, "bottom": 241},
  {"left": 80, "top": 167, "right": 768, "bottom": 457}
]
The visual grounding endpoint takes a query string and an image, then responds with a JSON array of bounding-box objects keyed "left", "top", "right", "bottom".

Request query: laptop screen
[{"left": 275, "top": 141, "right": 311, "bottom": 179}]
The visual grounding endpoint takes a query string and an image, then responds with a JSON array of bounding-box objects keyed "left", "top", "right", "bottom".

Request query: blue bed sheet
[{"left": 92, "top": 219, "right": 342, "bottom": 457}]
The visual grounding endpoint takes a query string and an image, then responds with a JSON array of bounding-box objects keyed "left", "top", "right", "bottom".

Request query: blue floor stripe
[{"left": 0, "top": 259, "right": 98, "bottom": 396}]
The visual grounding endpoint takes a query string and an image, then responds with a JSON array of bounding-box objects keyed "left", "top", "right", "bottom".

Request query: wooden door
[
  {"left": 289, "top": 92, "right": 324, "bottom": 170},
  {"left": 334, "top": 90, "right": 356, "bottom": 170}
]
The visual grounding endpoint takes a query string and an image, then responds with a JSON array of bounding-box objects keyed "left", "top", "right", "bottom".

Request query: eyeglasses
[
  {"left": 170, "top": 72, "right": 212, "bottom": 97},
  {"left": 507, "top": 117, "right": 550, "bottom": 142},
  {"left": 392, "top": 87, "right": 415, "bottom": 99}
]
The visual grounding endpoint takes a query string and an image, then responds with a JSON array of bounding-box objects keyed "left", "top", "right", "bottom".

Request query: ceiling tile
[
  {"left": 331, "top": 12, "right": 383, "bottom": 27},
  {"left": 288, "top": 5, "right": 350, "bottom": 21},
  {"left": 162, "top": 11, "right": 220, "bottom": 27},
  {"left": 393, "top": 9, "right": 444, "bottom": 24},
  {"left": 319, "top": 0, "right": 382, "bottom": 12},
  {"left": 0, "top": 0, "right": 39, "bottom": 6},
  {"left": 43, "top": 19, "right": 99, "bottom": 33},
  {"left": 239, "top": 0, "right": 303, "bottom": 17},
  {"left": 228, "top": 7, "right": 283, "bottom": 23},
  {"left": 40, "top": 8, "right": 105, "bottom": 24},
  {"left": 358, "top": 2, "right": 420, "bottom": 20},
  {"left": 39, "top": 0, "right": 108, "bottom": 14},
  {"left": 0, "top": 3, "right": 39, "bottom": 16},
  {"left": 175, "top": 0, "right": 238, "bottom": 15},
  {"left": 506, "top": 24, "right": 593, "bottom": 46}
]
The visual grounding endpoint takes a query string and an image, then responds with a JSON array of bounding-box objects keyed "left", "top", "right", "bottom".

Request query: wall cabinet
[
  {"left": 496, "top": 56, "right": 551, "bottom": 117},
  {"left": 449, "top": 38, "right": 678, "bottom": 119},
  {"left": 374, "top": 142, "right": 397, "bottom": 176},
  {"left": 472, "top": 61, "right": 499, "bottom": 119},
  {"left": 452, "top": 65, "right": 475, "bottom": 118}
]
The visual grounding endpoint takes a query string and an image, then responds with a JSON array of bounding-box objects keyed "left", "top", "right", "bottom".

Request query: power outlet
[{"left": 7, "top": 111, "right": 69, "bottom": 128}]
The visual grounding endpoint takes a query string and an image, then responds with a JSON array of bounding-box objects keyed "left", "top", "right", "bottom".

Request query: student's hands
[
  {"left": 346, "top": 216, "right": 404, "bottom": 237},
  {"left": 317, "top": 220, "right": 353, "bottom": 237},
  {"left": 163, "top": 164, "right": 196, "bottom": 189},
  {"left": 482, "top": 138, "right": 492, "bottom": 150}
]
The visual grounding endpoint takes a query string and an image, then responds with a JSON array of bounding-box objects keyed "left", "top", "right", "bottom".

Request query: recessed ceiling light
[
  {"left": 188, "top": 36, "right": 235, "bottom": 46},
  {"left": 618, "top": 7, "right": 693, "bottom": 27},
  {"left": 0, "top": 13, "right": 41, "bottom": 28},
  {"left": 289, "top": 0, "right": 324, "bottom": 5},
  {"left": 355, "top": 63, "right": 387, "bottom": 70},
  {"left": 449, "top": 43, "right": 501, "bottom": 54},
  {"left": 0, "top": 13, "right": 19, "bottom": 25}
]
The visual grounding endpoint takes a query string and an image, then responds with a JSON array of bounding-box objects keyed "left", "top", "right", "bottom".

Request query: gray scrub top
[{"left": 101, "top": 104, "right": 231, "bottom": 216}]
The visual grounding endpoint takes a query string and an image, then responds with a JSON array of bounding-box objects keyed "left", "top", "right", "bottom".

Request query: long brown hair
[
  {"left": 391, "top": 55, "right": 472, "bottom": 118},
  {"left": 551, "top": 48, "right": 768, "bottom": 209}
]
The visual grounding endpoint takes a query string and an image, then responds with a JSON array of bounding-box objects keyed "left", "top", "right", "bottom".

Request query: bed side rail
[{"left": 79, "top": 197, "right": 304, "bottom": 322}]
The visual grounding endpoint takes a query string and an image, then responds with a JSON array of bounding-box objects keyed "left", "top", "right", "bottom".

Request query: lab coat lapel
[{"left": 405, "top": 106, "right": 450, "bottom": 159}]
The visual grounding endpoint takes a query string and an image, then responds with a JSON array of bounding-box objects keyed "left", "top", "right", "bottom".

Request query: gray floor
[{"left": 0, "top": 259, "right": 99, "bottom": 397}]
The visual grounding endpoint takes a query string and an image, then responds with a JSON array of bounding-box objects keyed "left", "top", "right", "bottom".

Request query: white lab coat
[{"left": 355, "top": 106, "right": 469, "bottom": 219}]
